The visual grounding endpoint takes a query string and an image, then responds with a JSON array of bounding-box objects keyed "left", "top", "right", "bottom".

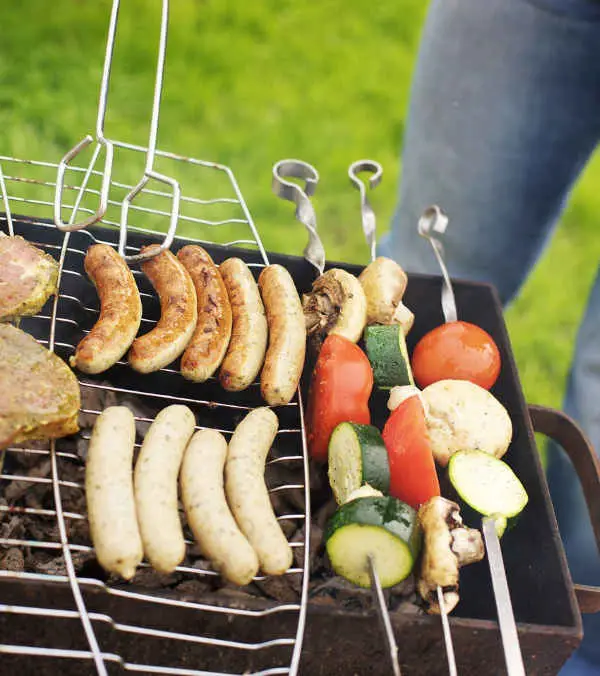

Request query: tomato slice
[
  {"left": 411, "top": 320, "right": 501, "bottom": 390},
  {"left": 306, "top": 334, "right": 373, "bottom": 462},
  {"left": 382, "top": 395, "right": 440, "bottom": 509}
]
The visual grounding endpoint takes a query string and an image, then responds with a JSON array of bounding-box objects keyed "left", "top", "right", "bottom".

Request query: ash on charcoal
[
  {"left": 0, "top": 548, "right": 24, "bottom": 572},
  {"left": 128, "top": 567, "right": 184, "bottom": 590}
]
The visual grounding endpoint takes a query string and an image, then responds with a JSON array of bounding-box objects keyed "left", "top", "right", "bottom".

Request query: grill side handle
[{"left": 529, "top": 404, "right": 600, "bottom": 614}]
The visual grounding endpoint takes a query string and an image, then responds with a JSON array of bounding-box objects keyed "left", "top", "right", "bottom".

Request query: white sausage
[
  {"left": 181, "top": 429, "right": 259, "bottom": 585},
  {"left": 225, "top": 407, "right": 292, "bottom": 576},
  {"left": 134, "top": 405, "right": 196, "bottom": 573},
  {"left": 85, "top": 406, "right": 142, "bottom": 580}
]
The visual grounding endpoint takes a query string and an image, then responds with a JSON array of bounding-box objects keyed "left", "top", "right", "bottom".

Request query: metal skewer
[
  {"left": 0, "top": 165, "right": 14, "bottom": 237},
  {"left": 417, "top": 205, "right": 458, "bottom": 324},
  {"left": 437, "top": 586, "right": 458, "bottom": 676},
  {"left": 349, "top": 167, "right": 460, "bottom": 676},
  {"left": 368, "top": 556, "right": 402, "bottom": 676},
  {"left": 272, "top": 159, "right": 325, "bottom": 276},
  {"left": 482, "top": 517, "right": 526, "bottom": 676},
  {"left": 348, "top": 159, "right": 383, "bottom": 263}
]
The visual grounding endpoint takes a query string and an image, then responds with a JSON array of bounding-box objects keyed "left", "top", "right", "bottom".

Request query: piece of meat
[
  {"left": 0, "top": 324, "right": 80, "bottom": 449},
  {"left": 0, "top": 235, "right": 59, "bottom": 322}
]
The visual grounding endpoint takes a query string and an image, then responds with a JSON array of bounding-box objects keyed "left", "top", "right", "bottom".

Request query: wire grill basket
[{"left": 0, "top": 141, "right": 310, "bottom": 675}]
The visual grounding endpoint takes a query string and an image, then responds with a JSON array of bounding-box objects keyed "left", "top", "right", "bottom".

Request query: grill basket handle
[{"left": 528, "top": 404, "right": 600, "bottom": 614}]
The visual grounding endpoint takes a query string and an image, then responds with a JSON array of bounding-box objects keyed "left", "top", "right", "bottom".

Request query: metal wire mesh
[{"left": 0, "top": 145, "right": 311, "bottom": 676}]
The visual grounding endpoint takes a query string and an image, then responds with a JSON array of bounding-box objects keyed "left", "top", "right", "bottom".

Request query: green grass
[{"left": 0, "top": 0, "right": 598, "bottom": 415}]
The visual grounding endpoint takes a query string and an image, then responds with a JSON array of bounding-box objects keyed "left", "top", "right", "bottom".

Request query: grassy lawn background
[{"left": 0, "top": 0, "right": 598, "bottom": 415}]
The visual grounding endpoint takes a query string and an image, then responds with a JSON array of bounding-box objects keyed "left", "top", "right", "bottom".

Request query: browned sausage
[
  {"left": 218, "top": 258, "right": 268, "bottom": 392},
  {"left": 70, "top": 244, "right": 142, "bottom": 374},
  {"left": 128, "top": 245, "right": 197, "bottom": 373},
  {"left": 177, "top": 245, "right": 232, "bottom": 383},
  {"left": 258, "top": 264, "right": 306, "bottom": 406}
]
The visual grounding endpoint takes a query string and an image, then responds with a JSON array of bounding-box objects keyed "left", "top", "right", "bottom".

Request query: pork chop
[
  {"left": 0, "top": 234, "right": 59, "bottom": 322},
  {"left": 0, "top": 324, "right": 80, "bottom": 448}
]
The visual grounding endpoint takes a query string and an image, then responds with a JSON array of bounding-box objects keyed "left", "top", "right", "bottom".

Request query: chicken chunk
[
  {"left": 0, "top": 235, "right": 58, "bottom": 322},
  {"left": 0, "top": 324, "right": 80, "bottom": 448}
]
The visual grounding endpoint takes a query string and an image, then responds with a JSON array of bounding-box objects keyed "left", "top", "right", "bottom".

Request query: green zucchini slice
[
  {"left": 448, "top": 449, "right": 528, "bottom": 519},
  {"left": 364, "top": 324, "right": 414, "bottom": 389},
  {"left": 325, "top": 496, "right": 421, "bottom": 588},
  {"left": 328, "top": 422, "right": 390, "bottom": 504}
]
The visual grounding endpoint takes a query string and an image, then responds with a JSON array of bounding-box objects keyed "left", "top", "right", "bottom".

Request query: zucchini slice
[
  {"left": 364, "top": 324, "right": 414, "bottom": 389},
  {"left": 325, "top": 496, "right": 421, "bottom": 588},
  {"left": 448, "top": 449, "right": 528, "bottom": 519},
  {"left": 328, "top": 422, "right": 390, "bottom": 504}
]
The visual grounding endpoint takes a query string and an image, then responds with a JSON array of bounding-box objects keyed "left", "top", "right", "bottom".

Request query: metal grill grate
[{"left": 0, "top": 146, "right": 311, "bottom": 675}]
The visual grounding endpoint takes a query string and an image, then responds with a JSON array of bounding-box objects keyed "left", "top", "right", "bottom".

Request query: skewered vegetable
[
  {"left": 417, "top": 496, "right": 485, "bottom": 614},
  {"left": 364, "top": 324, "right": 414, "bottom": 389},
  {"left": 325, "top": 495, "right": 422, "bottom": 588},
  {"left": 382, "top": 394, "right": 440, "bottom": 509},
  {"left": 358, "top": 256, "right": 414, "bottom": 333},
  {"left": 328, "top": 422, "right": 390, "bottom": 504},
  {"left": 448, "top": 449, "right": 529, "bottom": 520},
  {"left": 303, "top": 268, "right": 367, "bottom": 347},
  {"left": 420, "top": 379, "right": 513, "bottom": 466},
  {"left": 305, "top": 334, "right": 373, "bottom": 462},
  {"left": 412, "top": 320, "right": 501, "bottom": 390}
]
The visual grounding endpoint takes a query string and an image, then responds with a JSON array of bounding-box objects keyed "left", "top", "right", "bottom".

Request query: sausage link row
[{"left": 86, "top": 405, "right": 292, "bottom": 585}]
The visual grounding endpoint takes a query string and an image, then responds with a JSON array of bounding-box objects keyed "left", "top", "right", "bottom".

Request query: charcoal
[
  {"left": 253, "top": 574, "right": 300, "bottom": 603},
  {"left": 174, "top": 579, "right": 213, "bottom": 599},
  {"left": 129, "top": 567, "right": 184, "bottom": 590},
  {"left": 30, "top": 550, "right": 94, "bottom": 576},
  {"left": 4, "top": 459, "right": 51, "bottom": 501},
  {"left": 0, "top": 547, "right": 24, "bottom": 572}
]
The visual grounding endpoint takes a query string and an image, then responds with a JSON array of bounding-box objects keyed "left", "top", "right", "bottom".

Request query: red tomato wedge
[
  {"left": 382, "top": 395, "right": 440, "bottom": 509},
  {"left": 306, "top": 334, "right": 373, "bottom": 462},
  {"left": 412, "top": 320, "right": 501, "bottom": 390}
]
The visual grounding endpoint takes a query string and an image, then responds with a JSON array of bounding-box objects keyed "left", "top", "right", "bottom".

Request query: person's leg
[
  {"left": 379, "top": 0, "right": 600, "bottom": 670},
  {"left": 547, "top": 267, "right": 600, "bottom": 672},
  {"left": 379, "top": 0, "right": 600, "bottom": 304}
]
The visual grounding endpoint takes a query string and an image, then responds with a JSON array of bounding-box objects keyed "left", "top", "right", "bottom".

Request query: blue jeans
[{"left": 379, "top": 0, "right": 600, "bottom": 672}]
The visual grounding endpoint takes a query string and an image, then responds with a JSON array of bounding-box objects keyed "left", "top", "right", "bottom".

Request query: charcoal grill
[{"left": 2, "top": 0, "right": 600, "bottom": 673}]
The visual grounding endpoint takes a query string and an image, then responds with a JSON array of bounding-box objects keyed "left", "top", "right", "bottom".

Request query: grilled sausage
[
  {"left": 225, "top": 407, "right": 292, "bottom": 576},
  {"left": 71, "top": 244, "right": 142, "bottom": 374},
  {"left": 177, "top": 245, "right": 232, "bottom": 382},
  {"left": 85, "top": 406, "right": 142, "bottom": 580},
  {"left": 128, "top": 245, "right": 197, "bottom": 373},
  {"left": 258, "top": 265, "right": 306, "bottom": 406},
  {"left": 219, "top": 258, "right": 268, "bottom": 392},
  {"left": 181, "top": 428, "right": 259, "bottom": 585},
  {"left": 134, "top": 405, "right": 196, "bottom": 573}
]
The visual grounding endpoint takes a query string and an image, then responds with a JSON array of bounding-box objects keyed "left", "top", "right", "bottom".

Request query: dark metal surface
[
  {"left": 528, "top": 405, "right": 600, "bottom": 615},
  {"left": 0, "top": 218, "right": 591, "bottom": 675}
]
